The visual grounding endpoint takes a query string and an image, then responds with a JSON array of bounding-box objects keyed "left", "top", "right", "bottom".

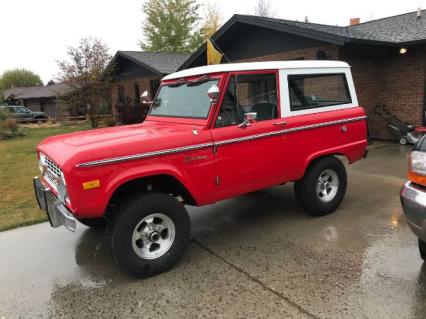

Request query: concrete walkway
[{"left": 0, "top": 142, "right": 425, "bottom": 318}]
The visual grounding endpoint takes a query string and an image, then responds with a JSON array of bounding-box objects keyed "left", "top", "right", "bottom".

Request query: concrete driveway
[{"left": 0, "top": 142, "right": 425, "bottom": 318}]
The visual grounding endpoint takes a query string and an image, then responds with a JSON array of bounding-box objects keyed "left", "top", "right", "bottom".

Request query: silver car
[
  {"left": 0, "top": 105, "right": 47, "bottom": 123},
  {"left": 400, "top": 136, "right": 426, "bottom": 260}
]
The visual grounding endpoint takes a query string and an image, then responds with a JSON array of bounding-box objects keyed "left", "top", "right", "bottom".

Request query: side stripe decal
[{"left": 76, "top": 115, "right": 367, "bottom": 168}]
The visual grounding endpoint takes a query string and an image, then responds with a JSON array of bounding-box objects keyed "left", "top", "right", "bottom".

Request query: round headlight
[{"left": 38, "top": 156, "right": 47, "bottom": 176}]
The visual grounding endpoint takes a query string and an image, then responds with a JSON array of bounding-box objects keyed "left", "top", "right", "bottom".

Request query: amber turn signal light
[
  {"left": 408, "top": 171, "right": 426, "bottom": 187},
  {"left": 82, "top": 179, "right": 101, "bottom": 190}
]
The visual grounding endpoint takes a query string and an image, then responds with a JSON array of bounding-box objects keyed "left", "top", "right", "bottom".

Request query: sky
[{"left": 0, "top": 0, "right": 424, "bottom": 83}]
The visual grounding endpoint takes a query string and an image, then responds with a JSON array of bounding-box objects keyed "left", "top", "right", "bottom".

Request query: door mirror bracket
[
  {"left": 141, "top": 90, "right": 153, "bottom": 105},
  {"left": 238, "top": 112, "right": 258, "bottom": 128}
]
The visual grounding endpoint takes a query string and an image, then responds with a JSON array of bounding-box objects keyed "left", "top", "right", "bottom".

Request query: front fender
[{"left": 103, "top": 162, "right": 200, "bottom": 209}]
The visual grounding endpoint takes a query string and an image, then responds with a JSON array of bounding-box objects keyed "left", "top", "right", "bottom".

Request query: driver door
[{"left": 211, "top": 71, "right": 288, "bottom": 201}]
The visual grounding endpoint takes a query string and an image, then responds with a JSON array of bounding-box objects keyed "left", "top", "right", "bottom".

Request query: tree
[
  {"left": 139, "top": 0, "right": 202, "bottom": 53},
  {"left": 199, "top": 4, "right": 222, "bottom": 41},
  {"left": 0, "top": 68, "right": 43, "bottom": 99},
  {"left": 57, "top": 37, "right": 112, "bottom": 128},
  {"left": 254, "top": 0, "right": 274, "bottom": 18}
]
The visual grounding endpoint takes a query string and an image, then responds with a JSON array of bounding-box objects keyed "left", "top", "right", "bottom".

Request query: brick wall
[
  {"left": 111, "top": 75, "right": 161, "bottom": 115},
  {"left": 238, "top": 43, "right": 426, "bottom": 139},
  {"left": 238, "top": 44, "right": 339, "bottom": 62},
  {"left": 341, "top": 44, "right": 426, "bottom": 139}
]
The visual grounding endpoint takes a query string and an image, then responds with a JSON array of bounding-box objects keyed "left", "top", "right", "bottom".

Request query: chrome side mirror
[
  {"left": 207, "top": 84, "right": 220, "bottom": 103},
  {"left": 238, "top": 112, "right": 257, "bottom": 128},
  {"left": 141, "top": 90, "right": 153, "bottom": 105}
]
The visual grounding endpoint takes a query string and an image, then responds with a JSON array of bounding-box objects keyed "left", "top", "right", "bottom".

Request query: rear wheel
[
  {"left": 295, "top": 156, "right": 347, "bottom": 216},
  {"left": 106, "top": 192, "right": 191, "bottom": 277},
  {"left": 419, "top": 239, "right": 426, "bottom": 260}
]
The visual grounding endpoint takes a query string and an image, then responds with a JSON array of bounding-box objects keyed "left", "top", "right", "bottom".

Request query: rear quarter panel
[{"left": 278, "top": 67, "right": 367, "bottom": 181}]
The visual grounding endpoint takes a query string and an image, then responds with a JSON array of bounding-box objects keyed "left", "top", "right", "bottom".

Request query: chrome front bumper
[
  {"left": 400, "top": 181, "right": 426, "bottom": 242},
  {"left": 33, "top": 177, "right": 76, "bottom": 231}
]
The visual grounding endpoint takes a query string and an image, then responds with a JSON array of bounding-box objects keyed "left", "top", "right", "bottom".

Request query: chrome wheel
[
  {"left": 316, "top": 169, "right": 339, "bottom": 203},
  {"left": 132, "top": 213, "right": 175, "bottom": 260}
]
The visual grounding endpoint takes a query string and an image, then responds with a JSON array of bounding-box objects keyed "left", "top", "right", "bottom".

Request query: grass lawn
[{"left": 0, "top": 124, "right": 91, "bottom": 231}]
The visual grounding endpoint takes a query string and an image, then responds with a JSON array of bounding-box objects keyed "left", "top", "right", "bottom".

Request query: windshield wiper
[
  {"left": 169, "top": 78, "right": 188, "bottom": 87},
  {"left": 187, "top": 75, "right": 210, "bottom": 87}
]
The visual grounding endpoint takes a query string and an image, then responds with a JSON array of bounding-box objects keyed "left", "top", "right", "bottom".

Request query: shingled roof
[
  {"left": 251, "top": 9, "right": 426, "bottom": 44},
  {"left": 112, "top": 51, "right": 190, "bottom": 75},
  {"left": 180, "top": 10, "right": 426, "bottom": 70},
  {"left": 3, "top": 82, "right": 71, "bottom": 100}
]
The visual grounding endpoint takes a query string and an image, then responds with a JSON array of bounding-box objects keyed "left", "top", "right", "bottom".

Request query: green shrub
[
  {"left": 115, "top": 97, "right": 147, "bottom": 125},
  {"left": 0, "top": 111, "right": 9, "bottom": 121},
  {"left": 0, "top": 118, "right": 18, "bottom": 131},
  {"left": 0, "top": 118, "right": 25, "bottom": 140}
]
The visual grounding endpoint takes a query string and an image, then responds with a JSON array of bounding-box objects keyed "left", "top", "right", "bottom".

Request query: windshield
[
  {"left": 15, "top": 107, "right": 30, "bottom": 113},
  {"left": 150, "top": 79, "right": 218, "bottom": 119}
]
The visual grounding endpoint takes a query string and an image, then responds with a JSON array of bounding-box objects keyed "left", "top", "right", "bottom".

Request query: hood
[{"left": 37, "top": 120, "right": 211, "bottom": 170}]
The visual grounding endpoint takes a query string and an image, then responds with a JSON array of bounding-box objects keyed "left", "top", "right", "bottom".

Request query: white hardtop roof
[{"left": 163, "top": 60, "right": 350, "bottom": 80}]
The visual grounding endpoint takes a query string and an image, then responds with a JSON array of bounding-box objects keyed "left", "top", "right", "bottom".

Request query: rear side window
[{"left": 288, "top": 73, "right": 352, "bottom": 111}]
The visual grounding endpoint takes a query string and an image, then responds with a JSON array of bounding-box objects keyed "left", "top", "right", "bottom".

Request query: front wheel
[
  {"left": 77, "top": 217, "right": 106, "bottom": 229},
  {"left": 106, "top": 192, "right": 191, "bottom": 277},
  {"left": 295, "top": 156, "right": 347, "bottom": 216},
  {"left": 419, "top": 239, "right": 426, "bottom": 260}
]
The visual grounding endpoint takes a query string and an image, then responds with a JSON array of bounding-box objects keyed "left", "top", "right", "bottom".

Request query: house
[
  {"left": 180, "top": 10, "right": 426, "bottom": 139},
  {"left": 3, "top": 82, "right": 72, "bottom": 119},
  {"left": 109, "top": 51, "right": 190, "bottom": 114}
]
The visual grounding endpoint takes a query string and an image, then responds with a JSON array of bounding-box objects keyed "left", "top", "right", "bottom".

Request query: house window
[
  {"left": 288, "top": 73, "right": 352, "bottom": 111},
  {"left": 117, "top": 85, "right": 125, "bottom": 104},
  {"left": 316, "top": 50, "right": 327, "bottom": 60},
  {"left": 216, "top": 73, "right": 278, "bottom": 127},
  {"left": 134, "top": 83, "right": 140, "bottom": 103}
]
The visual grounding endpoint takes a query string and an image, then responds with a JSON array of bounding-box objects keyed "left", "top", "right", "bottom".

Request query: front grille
[{"left": 40, "top": 153, "right": 62, "bottom": 190}]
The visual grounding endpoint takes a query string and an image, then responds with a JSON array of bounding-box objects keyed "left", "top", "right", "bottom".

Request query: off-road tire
[
  {"left": 78, "top": 217, "right": 106, "bottom": 229},
  {"left": 296, "top": 156, "right": 347, "bottom": 216},
  {"left": 419, "top": 238, "right": 426, "bottom": 260},
  {"left": 106, "top": 192, "right": 191, "bottom": 277}
]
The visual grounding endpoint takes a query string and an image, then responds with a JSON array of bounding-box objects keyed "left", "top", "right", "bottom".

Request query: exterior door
[{"left": 211, "top": 72, "right": 288, "bottom": 201}]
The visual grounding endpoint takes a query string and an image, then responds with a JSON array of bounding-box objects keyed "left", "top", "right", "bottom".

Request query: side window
[
  {"left": 288, "top": 73, "right": 351, "bottom": 111},
  {"left": 6, "top": 107, "right": 15, "bottom": 113},
  {"left": 216, "top": 77, "right": 238, "bottom": 127},
  {"left": 216, "top": 73, "right": 278, "bottom": 127}
]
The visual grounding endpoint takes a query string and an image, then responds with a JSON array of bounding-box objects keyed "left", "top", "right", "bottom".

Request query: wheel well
[
  {"left": 106, "top": 175, "right": 197, "bottom": 215},
  {"left": 304, "top": 153, "right": 348, "bottom": 173}
]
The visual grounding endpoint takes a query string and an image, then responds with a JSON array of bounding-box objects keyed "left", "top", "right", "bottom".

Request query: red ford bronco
[{"left": 34, "top": 61, "right": 367, "bottom": 276}]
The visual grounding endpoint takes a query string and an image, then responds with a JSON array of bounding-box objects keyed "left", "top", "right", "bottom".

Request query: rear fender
[{"left": 303, "top": 140, "right": 367, "bottom": 172}]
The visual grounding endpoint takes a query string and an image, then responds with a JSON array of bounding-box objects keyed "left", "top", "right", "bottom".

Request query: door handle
[{"left": 274, "top": 121, "right": 287, "bottom": 126}]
